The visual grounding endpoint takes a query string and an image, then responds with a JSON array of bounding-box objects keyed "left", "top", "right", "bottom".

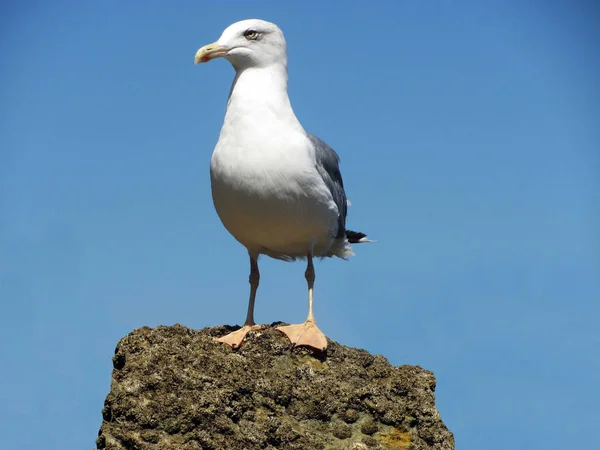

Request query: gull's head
[{"left": 194, "top": 19, "right": 287, "bottom": 70}]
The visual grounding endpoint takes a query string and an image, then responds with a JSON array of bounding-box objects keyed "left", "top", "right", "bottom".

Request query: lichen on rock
[{"left": 97, "top": 324, "right": 454, "bottom": 449}]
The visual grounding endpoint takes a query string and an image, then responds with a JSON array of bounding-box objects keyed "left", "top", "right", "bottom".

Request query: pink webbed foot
[
  {"left": 214, "top": 324, "right": 264, "bottom": 349},
  {"left": 276, "top": 320, "right": 328, "bottom": 351}
]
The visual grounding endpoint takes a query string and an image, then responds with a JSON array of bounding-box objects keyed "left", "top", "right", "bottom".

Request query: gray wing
[{"left": 308, "top": 133, "right": 348, "bottom": 239}]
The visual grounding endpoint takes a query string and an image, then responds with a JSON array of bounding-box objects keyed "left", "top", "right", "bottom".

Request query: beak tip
[{"left": 194, "top": 41, "right": 226, "bottom": 66}]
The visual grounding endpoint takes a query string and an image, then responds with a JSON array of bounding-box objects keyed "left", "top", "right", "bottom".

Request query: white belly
[{"left": 210, "top": 146, "right": 339, "bottom": 259}]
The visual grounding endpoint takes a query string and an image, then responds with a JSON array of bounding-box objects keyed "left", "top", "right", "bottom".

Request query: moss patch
[{"left": 380, "top": 427, "right": 412, "bottom": 449}]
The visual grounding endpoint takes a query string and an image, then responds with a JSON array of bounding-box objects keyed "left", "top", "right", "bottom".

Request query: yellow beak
[{"left": 194, "top": 41, "right": 229, "bottom": 64}]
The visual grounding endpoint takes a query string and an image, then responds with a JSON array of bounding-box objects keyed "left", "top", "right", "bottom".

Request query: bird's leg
[
  {"left": 276, "top": 254, "right": 328, "bottom": 351},
  {"left": 215, "top": 254, "right": 264, "bottom": 348}
]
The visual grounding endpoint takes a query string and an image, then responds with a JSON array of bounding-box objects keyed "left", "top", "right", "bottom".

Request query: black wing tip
[{"left": 345, "top": 230, "right": 368, "bottom": 243}]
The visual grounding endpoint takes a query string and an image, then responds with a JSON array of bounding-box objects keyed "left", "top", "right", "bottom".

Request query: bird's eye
[{"left": 244, "top": 29, "right": 259, "bottom": 40}]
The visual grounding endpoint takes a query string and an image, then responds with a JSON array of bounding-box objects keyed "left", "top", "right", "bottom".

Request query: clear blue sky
[{"left": 1, "top": 1, "right": 598, "bottom": 449}]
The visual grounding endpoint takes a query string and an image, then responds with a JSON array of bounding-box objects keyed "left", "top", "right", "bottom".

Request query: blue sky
[{"left": 1, "top": 1, "right": 598, "bottom": 449}]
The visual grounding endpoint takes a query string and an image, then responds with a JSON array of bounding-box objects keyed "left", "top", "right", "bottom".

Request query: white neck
[{"left": 222, "top": 64, "right": 303, "bottom": 133}]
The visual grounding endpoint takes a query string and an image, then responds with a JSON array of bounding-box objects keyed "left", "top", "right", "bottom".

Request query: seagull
[{"left": 194, "top": 19, "right": 370, "bottom": 351}]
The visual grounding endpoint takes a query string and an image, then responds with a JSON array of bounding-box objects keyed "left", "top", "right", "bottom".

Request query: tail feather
[
  {"left": 345, "top": 230, "right": 372, "bottom": 244},
  {"left": 328, "top": 230, "right": 372, "bottom": 260}
]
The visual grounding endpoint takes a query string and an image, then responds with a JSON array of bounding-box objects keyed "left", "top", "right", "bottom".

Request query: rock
[
  {"left": 361, "top": 417, "right": 379, "bottom": 436},
  {"left": 96, "top": 324, "right": 454, "bottom": 450}
]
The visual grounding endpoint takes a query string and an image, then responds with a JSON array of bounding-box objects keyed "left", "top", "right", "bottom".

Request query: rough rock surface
[{"left": 96, "top": 324, "right": 454, "bottom": 450}]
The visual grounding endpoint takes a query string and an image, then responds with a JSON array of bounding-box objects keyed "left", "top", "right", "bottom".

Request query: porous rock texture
[{"left": 96, "top": 324, "right": 454, "bottom": 450}]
